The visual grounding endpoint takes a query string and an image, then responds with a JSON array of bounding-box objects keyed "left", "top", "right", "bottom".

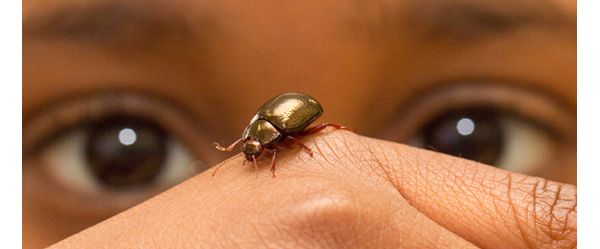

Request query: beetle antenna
[
  {"left": 252, "top": 155, "right": 258, "bottom": 178},
  {"left": 211, "top": 163, "right": 227, "bottom": 177},
  {"left": 213, "top": 138, "right": 243, "bottom": 152}
]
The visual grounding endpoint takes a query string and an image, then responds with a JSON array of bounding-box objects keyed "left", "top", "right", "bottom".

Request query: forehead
[
  {"left": 23, "top": 0, "right": 575, "bottom": 87},
  {"left": 24, "top": 0, "right": 574, "bottom": 42}
]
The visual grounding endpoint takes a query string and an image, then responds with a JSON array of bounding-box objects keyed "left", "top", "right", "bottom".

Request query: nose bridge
[{"left": 207, "top": 0, "right": 372, "bottom": 86}]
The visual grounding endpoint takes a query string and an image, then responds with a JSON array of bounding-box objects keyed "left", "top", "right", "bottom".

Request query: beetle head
[{"left": 241, "top": 137, "right": 263, "bottom": 160}]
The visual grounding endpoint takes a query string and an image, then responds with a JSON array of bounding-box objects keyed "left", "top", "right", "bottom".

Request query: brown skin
[
  {"left": 49, "top": 131, "right": 576, "bottom": 248},
  {"left": 23, "top": 0, "right": 576, "bottom": 248}
]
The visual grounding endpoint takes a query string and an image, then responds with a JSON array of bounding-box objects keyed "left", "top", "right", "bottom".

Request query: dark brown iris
[
  {"left": 422, "top": 108, "right": 504, "bottom": 166},
  {"left": 85, "top": 116, "right": 167, "bottom": 190}
]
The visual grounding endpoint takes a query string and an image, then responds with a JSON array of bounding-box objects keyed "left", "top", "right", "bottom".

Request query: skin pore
[{"left": 23, "top": 0, "right": 576, "bottom": 248}]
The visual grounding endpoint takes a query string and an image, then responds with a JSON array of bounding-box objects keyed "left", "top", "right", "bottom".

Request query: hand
[{"left": 50, "top": 130, "right": 576, "bottom": 248}]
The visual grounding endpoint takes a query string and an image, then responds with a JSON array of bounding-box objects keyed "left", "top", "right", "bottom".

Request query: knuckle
[
  {"left": 274, "top": 182, "right": 391, "bottom": 248},
  {"left": 308, "top": 129, "right": 361, "bottom": 156},
  {"left": 282, "top": 189, "right": 363, "bottom": 240},
  {"left": 530, "top": 179, "right": 577, "bottom": 248},
  {"left": 305, "top": 130, "right": 377, "bottom": 169},
  {"left": 501, "top": 176, "right": 579, "bottom": 249}
]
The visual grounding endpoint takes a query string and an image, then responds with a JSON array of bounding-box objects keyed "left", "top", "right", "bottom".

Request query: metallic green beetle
[{"left": 213, "top": 92, "right": 351, "bottom": 177}]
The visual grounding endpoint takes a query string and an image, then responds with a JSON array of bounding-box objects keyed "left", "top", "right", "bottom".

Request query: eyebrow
[
  {"left": 377, "top": 0, "right": 574, "bottom": 43},
  {"left": 24, "top": 0, "right": 574, "bottom": 48},
  {"left": 23, "top": 2, "right": 206, "bottom": 51}
]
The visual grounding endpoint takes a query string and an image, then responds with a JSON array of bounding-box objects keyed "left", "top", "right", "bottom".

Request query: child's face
[{"left": 23, "top": 0, "right": 576, "bottom": 247}]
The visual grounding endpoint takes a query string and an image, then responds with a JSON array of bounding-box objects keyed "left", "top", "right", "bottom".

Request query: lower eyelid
[
  {"left": 24, "top": 142, "right": 195, "bottom": 217},
  {"left": 25, "top": 158, "right": 146, "bottom": 217}
]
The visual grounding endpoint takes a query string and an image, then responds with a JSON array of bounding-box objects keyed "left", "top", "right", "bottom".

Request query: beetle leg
[
  {"left": 302, "top": 123, "right": 354, "bottom": 135},
  {"left": 284, "top": 136, "right": 314, "bottom": 157},
  {"left": 252, "top": 155, "right": 258, "bottom": 178},
  {"left": 212, "top": 138, "right": 243, "bottom": 152},
  {"left": 270, "top": 149, "right": 278, "bottom": 178}
]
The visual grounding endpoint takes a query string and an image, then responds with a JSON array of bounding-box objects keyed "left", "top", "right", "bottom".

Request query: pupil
[
  {"left": 85, "top": 117, "right": 167, "bottom": 190},
  {"left": 422, "top": 108, "right": 504, "bottom": 166}
]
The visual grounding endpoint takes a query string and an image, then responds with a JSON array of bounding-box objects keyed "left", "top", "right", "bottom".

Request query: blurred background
[{"left": 23, "top": 0, "right": 576, "bottom": 248}]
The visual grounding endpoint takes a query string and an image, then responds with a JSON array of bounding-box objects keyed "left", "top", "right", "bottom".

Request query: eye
[
  {"left": 410, "top": 107, "right": 553, "bottom": 171},
  {"left": 24, "top": 92, "right": 210, "bottom": 215},
  {"left": 383, "top": 83, "right": 575, "bottom": 175},
  {"left": 41, "top": 116, "right": 194, "bottom": 193}
]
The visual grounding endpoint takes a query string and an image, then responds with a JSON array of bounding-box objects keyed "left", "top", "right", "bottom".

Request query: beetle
[{"left": 212, "top": 92, "right": 352, "bottom": 177}]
